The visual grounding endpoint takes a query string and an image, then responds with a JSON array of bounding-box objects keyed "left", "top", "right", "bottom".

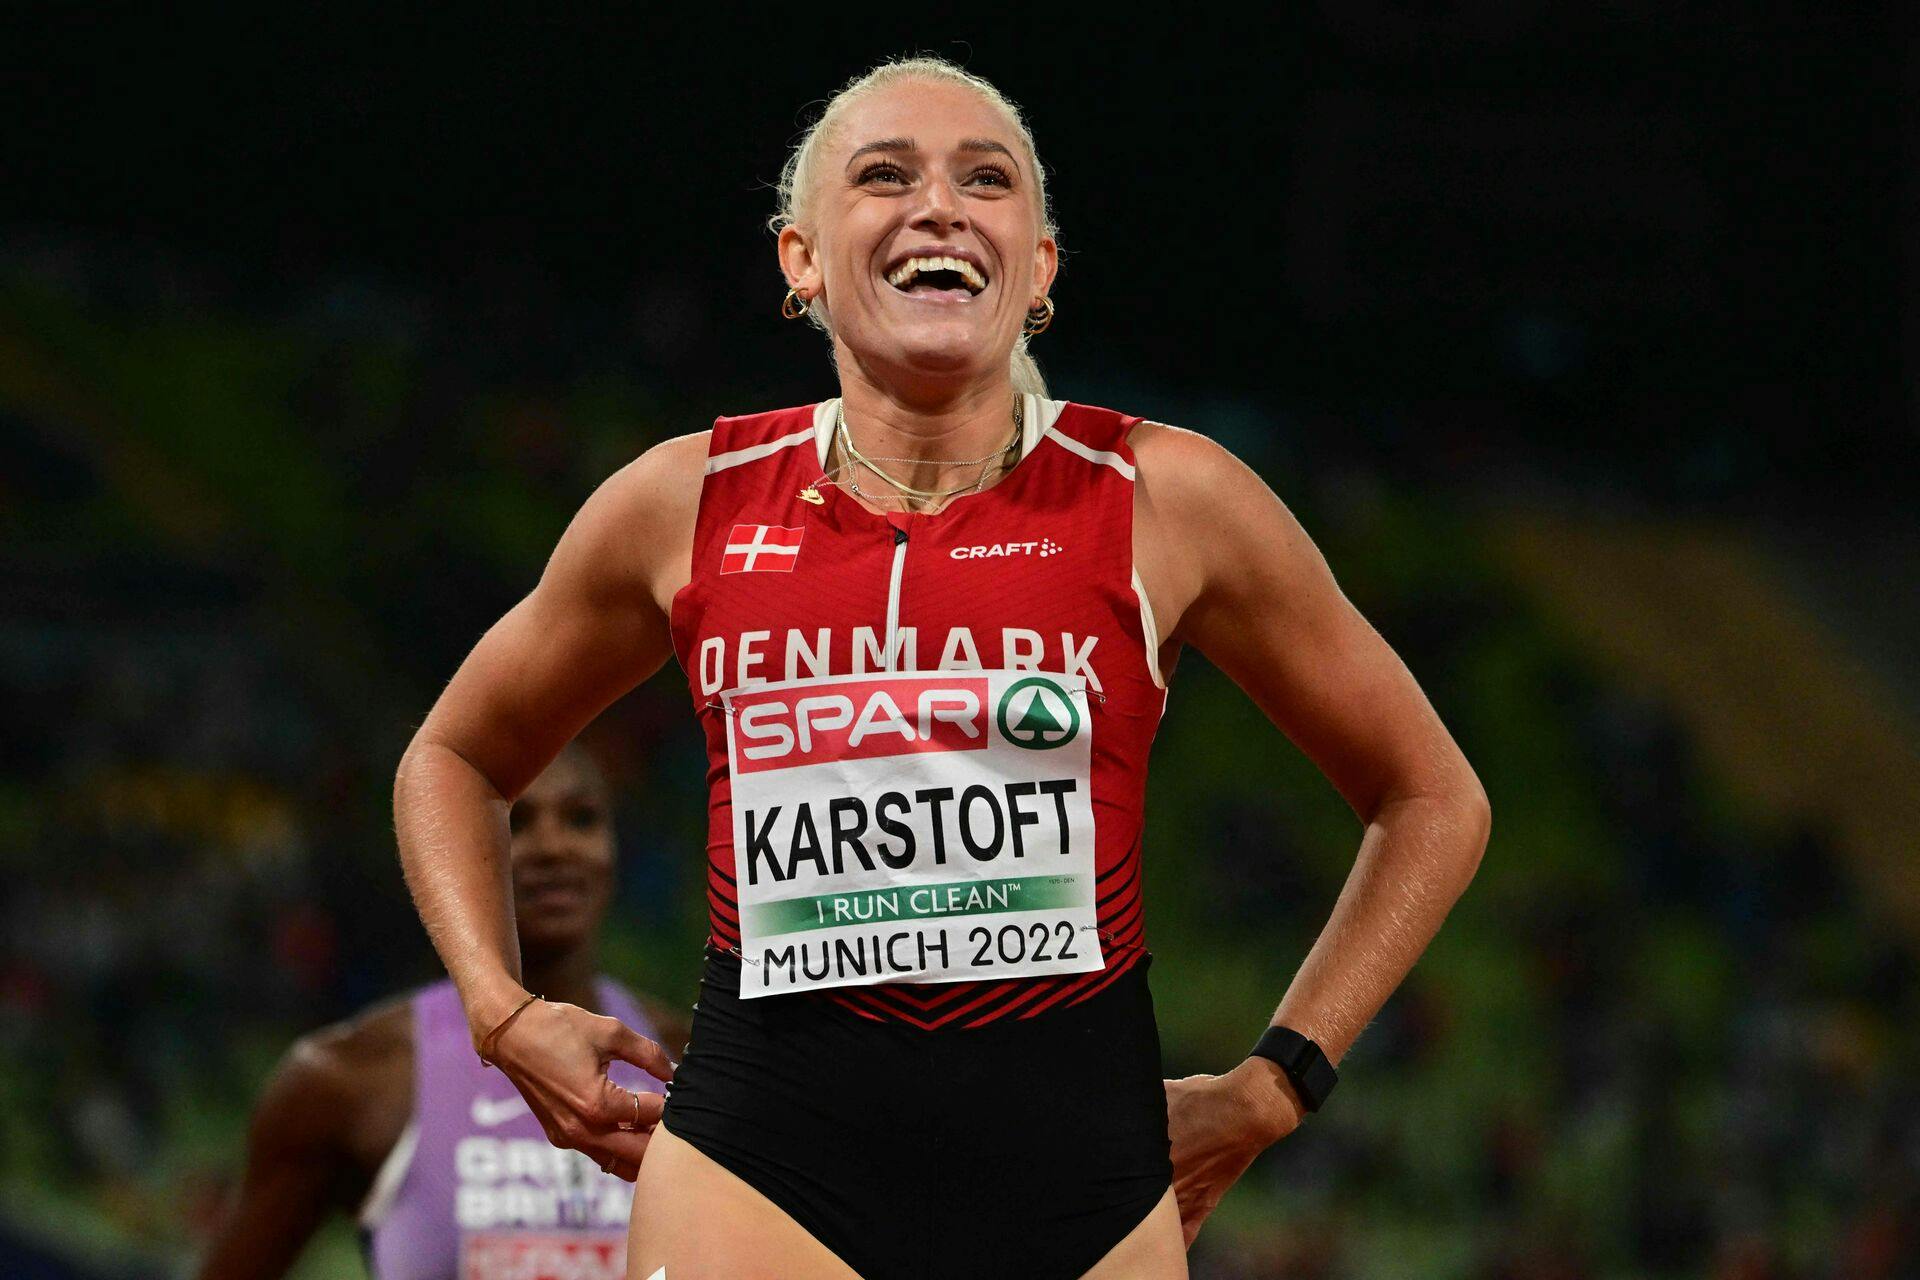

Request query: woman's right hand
[
  {"left": 393, "top": 436, "right": 704, "bottom": 1180},
  {"left": 481, "top": 996, "right": 677, "bottom": 1182}
]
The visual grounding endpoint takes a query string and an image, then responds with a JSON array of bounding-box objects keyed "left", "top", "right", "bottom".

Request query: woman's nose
[
  {"left": 910, "top": 176, "right": 967, "bottom": 233},
  {"left": 517, "top": 816, "right": 571, "bottom": 859}
]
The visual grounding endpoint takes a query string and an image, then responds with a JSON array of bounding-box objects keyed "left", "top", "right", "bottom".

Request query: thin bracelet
[{"left": 477, "top": 992, "right": 542, "bottom": 1068}]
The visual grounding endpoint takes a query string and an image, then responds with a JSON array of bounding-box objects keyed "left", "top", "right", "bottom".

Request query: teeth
[{"left": 886, "top": 255, "right": 988, "bottom": 293}]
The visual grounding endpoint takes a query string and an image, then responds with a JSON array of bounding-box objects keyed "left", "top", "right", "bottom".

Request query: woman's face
[
  {"left": 507, "top": 754, "right": 614, "bottom": 957},
  {"left": 780, "top": 78, "right": 1056, "bottom": 393}
]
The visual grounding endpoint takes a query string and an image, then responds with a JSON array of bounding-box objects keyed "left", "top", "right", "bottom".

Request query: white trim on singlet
[
  {"left": 813, "top": 400, "right": 837, "bottom": 468},
  {"left": 1039, "top": 409, "right": 1162, "bottom": 689},
  {"left": 356, "top": 1114, "right": 419, "bottom": 1232},
  {"left": 1024, "top": 394, "right": 1063, "bottom": 450},
  {"left": 706, "top": 424, "right": 818, "bottom": 475},
  {"left": 883, "top": 533, "right": 909, "bottom": 671},
  {"left": 1131, "top": 565, "right": 1167, "bottom": 690},
  {"left": 1040, "top": 423, "right": 1136, "bottom": 480}
]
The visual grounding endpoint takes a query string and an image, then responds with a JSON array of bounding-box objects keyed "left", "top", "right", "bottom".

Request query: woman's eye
[
  {"left": 969, "top": 167, "right": 1012, "bottom": 188},
  {"left": 860, "top": 163, "right": 909, "bottom": 185}
]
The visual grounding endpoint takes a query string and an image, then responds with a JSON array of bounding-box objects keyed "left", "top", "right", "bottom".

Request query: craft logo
[
  {"left": 721, "top": 524, "right": 804, "bottom": 574},
  {"left": 950, "top": 537, "right": 1064, "bottom": 560},
  {"left": 996, "top": 677, "right": 1079, "bottom": 749}
]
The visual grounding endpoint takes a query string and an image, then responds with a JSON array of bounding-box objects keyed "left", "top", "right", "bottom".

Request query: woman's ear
[
  {"left": 778, "top": 226, "right": 824, "bottom": 300},
  {"left": 1031, "top": 236, "right": 1059, "bottom": 305}
]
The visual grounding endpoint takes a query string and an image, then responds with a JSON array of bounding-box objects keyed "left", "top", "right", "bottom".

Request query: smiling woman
[
  {"left": 197, "top": 745, "right": 687, "bottom": 1280},
  {"left": 392, "top": 50, "right": 1489, "bottom": 1280},
  {"left": 769, "top": 56, "right": 1060, "bottom": 400}
]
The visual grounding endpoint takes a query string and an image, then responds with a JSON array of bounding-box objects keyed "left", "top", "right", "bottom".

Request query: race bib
[
  {"left": 460, "top": 1233, "right": 625, "bottom": 1280},
  {"left": 723, "top": 669, "right": 1105, "bottom": 997}
]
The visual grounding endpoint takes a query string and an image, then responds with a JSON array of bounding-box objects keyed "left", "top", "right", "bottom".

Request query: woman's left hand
[{"left": 1164, "top": 1059, "right": 1303, "bottom": 1249}]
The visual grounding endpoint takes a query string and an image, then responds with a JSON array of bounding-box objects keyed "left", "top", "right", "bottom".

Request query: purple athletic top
[{"left": 360, "top": 978, "right": 669, "bottom": 1280}]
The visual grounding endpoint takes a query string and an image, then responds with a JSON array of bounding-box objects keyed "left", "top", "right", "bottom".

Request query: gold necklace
[{"left": 837, "top": 398, "right": 1024, "bottom": 506}]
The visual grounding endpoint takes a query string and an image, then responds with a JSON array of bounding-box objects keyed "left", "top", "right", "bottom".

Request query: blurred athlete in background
[{"left": 198, "top": 742, "right": 685, "bottom": 1280}]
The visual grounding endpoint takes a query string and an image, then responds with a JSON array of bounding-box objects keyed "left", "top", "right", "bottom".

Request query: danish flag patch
[{"left": 721, "top": 523, "right": 805, "bottom": 574}]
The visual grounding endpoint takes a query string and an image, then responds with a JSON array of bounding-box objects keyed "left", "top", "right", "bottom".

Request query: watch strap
[{"left": 1249, "top": 1024, "right": 1338, "bottom": 1113}]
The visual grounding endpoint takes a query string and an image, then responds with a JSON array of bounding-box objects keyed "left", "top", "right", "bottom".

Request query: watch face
[{"left": 1299, "top": 1055, "right": 1337, "bottom": 1110}]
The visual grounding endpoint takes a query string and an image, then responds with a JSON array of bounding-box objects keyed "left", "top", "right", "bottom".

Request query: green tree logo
[{"left": 997, "top": 678, "right": 1081, "bottom": 750}]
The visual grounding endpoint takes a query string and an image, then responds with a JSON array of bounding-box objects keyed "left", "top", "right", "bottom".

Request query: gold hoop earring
[
  {"left": 1024, "top": 296, "right": 1055, "bottom": 337},
  {"left": 782, "top": 288, "right": 811, "bottom": 320}
]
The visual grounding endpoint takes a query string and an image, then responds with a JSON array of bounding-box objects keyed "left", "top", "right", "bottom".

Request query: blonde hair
[{"left": 770, "top": 55, "right": 1057, "bottom": 398}]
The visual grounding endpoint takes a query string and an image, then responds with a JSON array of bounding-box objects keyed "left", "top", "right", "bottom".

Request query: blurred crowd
[
  {"left": 3, "top": 243, "right": 1915, "bottom": 1279},
  {"left": 1184, "top": 636, "right": 1920, "bottom": 1277}
]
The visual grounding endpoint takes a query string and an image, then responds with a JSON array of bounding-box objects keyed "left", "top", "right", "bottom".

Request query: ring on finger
[{"left": 618, "top": 1092, "right": 644, "bottom": 1132}]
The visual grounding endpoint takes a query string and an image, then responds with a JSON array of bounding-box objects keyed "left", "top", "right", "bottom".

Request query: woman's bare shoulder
[
  {"left": 1125, "top": 420, "right": 1261, "bottom": 643},
  {"left": 243, "top": 990, "right": 416, "bottom": 1177},
  {"left": 286, "top": 991, "right": 415, "bottom": 1098},
  {"left": 545, "top": 430, "right": 711, "bottom": 611},
  {"left": 585, "top": 431, "right": 711, "bottom": 532},
  {"left": 1128, "top": 419, "right": 1256, "bottom": 494}
]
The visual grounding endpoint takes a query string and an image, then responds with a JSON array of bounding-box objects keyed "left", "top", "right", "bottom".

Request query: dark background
[
  {"left": 4, "top": 7, "right": 1918, "bottom": 1278},
  {"left": 12, "top": 8, "right": 1911, "bottom": 506}
]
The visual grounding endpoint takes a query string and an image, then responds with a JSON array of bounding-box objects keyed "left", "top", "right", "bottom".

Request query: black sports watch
[{"left": 1249, "top": 1025, "right": 1338, "bottom": 1113}]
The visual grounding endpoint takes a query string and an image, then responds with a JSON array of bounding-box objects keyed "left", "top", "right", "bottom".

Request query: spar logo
[
  {"left": 996, "top": 677, "right": 1079, "bottom": 750},
  {"left": 731, "top": 675, "right": 991, "bottom": 774}
]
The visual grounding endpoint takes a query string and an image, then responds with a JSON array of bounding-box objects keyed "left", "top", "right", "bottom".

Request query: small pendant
[{"left": 798, "top": 488, "right": 825, "bottom": 505}]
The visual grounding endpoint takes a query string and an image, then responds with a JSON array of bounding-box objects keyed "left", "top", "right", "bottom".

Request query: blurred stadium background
[{"left": 5, "top": 9, "right": 1918, "bottom": 1279}]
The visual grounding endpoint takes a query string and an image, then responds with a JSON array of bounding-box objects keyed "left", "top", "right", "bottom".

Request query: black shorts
[{"left": 661, "top": 943, "right": 1174, "bottom": 1280}]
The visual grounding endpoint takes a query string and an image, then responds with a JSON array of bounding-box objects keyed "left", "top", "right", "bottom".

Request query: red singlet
[{"left": 668, "top": 395, "right": 1168, "bottom": 1029}]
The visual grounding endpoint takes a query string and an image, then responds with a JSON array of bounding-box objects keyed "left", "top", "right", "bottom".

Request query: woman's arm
[
  {"left": 1132, "top": 422, "right": 1492, "bottom": 1241},
  {"left": 194, "top": 1034, "right": 365, "bottom": 1280},
  {"left": 392, "top": 431, "right": 706, "bottom": 1176}
]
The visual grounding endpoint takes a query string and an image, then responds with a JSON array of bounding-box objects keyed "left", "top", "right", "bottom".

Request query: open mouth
[{"left": 884, "top": 254, "right": 989, "bottom": 299}]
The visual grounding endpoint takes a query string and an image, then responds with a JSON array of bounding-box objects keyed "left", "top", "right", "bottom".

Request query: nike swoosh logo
[{"left": 470, "top": 1094, "right": 530, "bottom": 1127}]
